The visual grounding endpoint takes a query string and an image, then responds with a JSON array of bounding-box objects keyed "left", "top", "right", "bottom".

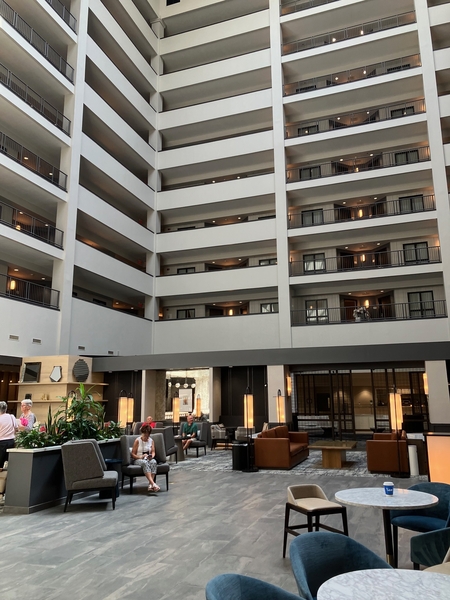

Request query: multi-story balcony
[
  {"left": 0, "top": 273, "right": 59, "bottom": 309},
  {"left": 0, "top": 0, "right": 74, "bottom": 82},
  {"left": 44, "top": 0, "right": 77, "bottom": 33},
  {"left": 284, "top": 54, "right": 420, "bottom": 97},
  {"left": 285, "top": 99, "right": 425, "bottom": 140},
  {"left": 0, "top": 62, "right": 71, "bottom": 135},
  {"left": 291, "top": 299, "right": 447, "bottom": 326},
  {"left": 288, "top": 194, "right": 436, "bottom": 229},
  {"left": 0, "top": 198, "right": 63, "bottom": 247},
  {"left": 283, "top": 12, "right": 416, "bottom": 55},
  {"left": 162, "top": 167, "right": 273, "bottom": 191},
  {"left": 0, "top": 131, "right": 67, "bottom": 189},
  {"left": 281, "top": 0, "right": 340, "bottom": 15},
  {"left": 290, "top": 246, "right": 441, "bottom": 276},
  {"left": 287, "top": 145, "right": 430, "bottom": 184}
]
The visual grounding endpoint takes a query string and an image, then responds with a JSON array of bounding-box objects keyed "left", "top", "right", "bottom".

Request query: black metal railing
[
  {"left": 0, "top": 131, "right": 68, "bottom": 190},
  {"left": 291, "top": 300, "right": 447, "bottom": 326},
  {"left": 0, "top": 62, "right": 70, "bottom": 135},
  {"left": 287, "top": 145, "right": 430, "bottom": 184},
  {"left": 162, "top": 168, "right": 274, "bottom": 191},
  {"left": 283, "top": 12, "right": 416, "bottom": 55},
  {"left": 284, "top": 55, "right": 420, "bottom": 97},
  {"left": 286, "top": 99, "right": 425, "bottom": 139},
  {"left": 44, "top": 0, "right": 77, "bottom": 33},
  {"left": 0, "top": 0, "right": 74, "bottom": 82},
  {"left": 288, "top": 194, "right": 436, "bottom": 229},
  {"left": 0, "top": 274, "right": 59, "bottom": 309},
  {"left": 290, "top": 246, "right": 441, "bottom": 276},
  {"left": 281, "top": 0, "right": 339, "bottom": 15},
  {"left": 0, "top": 199, "right": 63, "bottom": 247}
]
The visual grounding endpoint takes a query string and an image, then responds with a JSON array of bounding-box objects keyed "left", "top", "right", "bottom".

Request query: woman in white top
[
  {"left": 131, "top": 424, "right": 160, "bottom": 492},
  {"left": 0, "top": 401, "right": 21, "bottom": 468}
]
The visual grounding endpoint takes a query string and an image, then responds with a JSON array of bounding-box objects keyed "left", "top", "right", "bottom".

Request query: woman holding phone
[{"left": 131, "top": 424, "right": 160, "bottom": 492}]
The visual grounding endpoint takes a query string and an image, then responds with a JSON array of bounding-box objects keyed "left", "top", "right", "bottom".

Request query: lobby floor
[{"left": 0, "top": 456, "right": 421, "bottom": 600}]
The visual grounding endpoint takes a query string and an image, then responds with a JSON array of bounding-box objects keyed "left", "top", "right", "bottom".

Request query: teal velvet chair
[
  {"left": 289, "top": 532, "right": 392, "bottom": 600},
  {"left": 410, "top": 527, "right": 450, "bottom": 569},
  {"left": 205, "top": 574, "right": 303, "bottom": 600}
]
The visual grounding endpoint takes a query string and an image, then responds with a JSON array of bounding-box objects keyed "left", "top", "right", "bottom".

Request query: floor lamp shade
[
  {"left": 173, "top": 396, "right": 180, "bottom": 423},
  {"left": 195, "top": 395, "right": 201, "bottom": 417},
  {"left": 389, "top": 392, "right": 402, "bottom": 431},
  {"left": 244, "top": 389, "right": 254, "bottom": 429},
  {"left": 118, "top": 392, "right": 134, "bottom": 425}
]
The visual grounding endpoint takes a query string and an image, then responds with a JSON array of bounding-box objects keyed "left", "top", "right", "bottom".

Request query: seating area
[{"left": 254, "top": 425, "right": 309, "bottom": 469}]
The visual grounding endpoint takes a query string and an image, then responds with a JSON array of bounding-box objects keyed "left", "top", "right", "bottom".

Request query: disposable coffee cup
[{"left": 383, "top": 481, "right": 394, "bottom": 496}]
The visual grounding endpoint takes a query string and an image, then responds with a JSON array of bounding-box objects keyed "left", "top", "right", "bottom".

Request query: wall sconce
[
  {"left": 9, "top": 279, "right": 16, "bottom": 291},
  {"left": 195, "top": 394, "right": 201, "bottom": 418},
  {"left": 243, "top": 386, "right": 254, "bottom": 430},
  {"left": 423, "top": 372, "right": 429, "bottom": 395},
  {"left": 172, "top": 396, "right": 180, "bottom": 424},
  {"left": 364, "top": 299, "right": 369, "bottom": 308},
  {"left": 276, "top": 389, "right": 285, "bottom": 423},
  {"left": 286, "top": 375, "right": 292, "bottom": 397},
  {"left": 389, "top": 390, "right": 403, "bottom": 432},
  {"left": 228, "top": 309, "right": 234, "bottom": 316},
  {"left": 361, "top": 254, "right": 366, "bottom": 262},
  {"left": 118, "top": 390, "right": 134, "bottom": 426},
  {"left": 358, "top": 209, "right": 363, "bottom": 218}
]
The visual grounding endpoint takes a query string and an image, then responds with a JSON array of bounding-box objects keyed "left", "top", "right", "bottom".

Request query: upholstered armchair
[
  {"left": 366, "top": 431, "right": 409, "bottom": 475},
  {"left": 206, "top": 574, "right": 303, "bottom": 600},
  {"left": 410, "top": 527, "right": 450, "bottom": 569},
  {"left": 61, "top": 440, "right": 118, "bottom": 512},
  {"left": 152, "top": 426, "right": 178, "bottom": 462},
  {"left": 184, "top": 422, "right": 207, "bottom": 457},
  {"left": 120, "top": 433, "right": 170, "bottom": 493}
]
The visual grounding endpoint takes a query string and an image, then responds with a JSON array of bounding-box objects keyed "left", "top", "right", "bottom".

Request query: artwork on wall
[
  {"left": 20, "top": 362, "right": 41, "bottom": 383},
  {"left": 50, "top": 366, "right": 62, "bottom": 382},
  {"left": 179, "top": 388, "right": 193, "bottom": 412}
]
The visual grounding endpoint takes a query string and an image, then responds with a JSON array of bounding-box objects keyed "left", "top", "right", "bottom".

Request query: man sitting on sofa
[{"left": 181, "top": 413, "right": 198, "bottom": 452}]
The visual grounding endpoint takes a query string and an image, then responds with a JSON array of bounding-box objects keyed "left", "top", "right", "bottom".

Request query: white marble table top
[
  {"left": 317, "top": 568, "right": 450, "bottom": 600},
  {"left": 335, "top": 487, "right": 439, "bottom": 509}
]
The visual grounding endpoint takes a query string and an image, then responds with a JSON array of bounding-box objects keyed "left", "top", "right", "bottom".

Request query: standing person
[
  {"left": 20, "top": 399, "right": 36, "bottom": 431},
  {"left": 181, "top": 413, "right": 198, "bottom": 452},
  {"left": 131, "top": 424, "right": 160, "bottom": 492},
  {"left": 0, "top": 401, "right": 22, "bottom": 468}
]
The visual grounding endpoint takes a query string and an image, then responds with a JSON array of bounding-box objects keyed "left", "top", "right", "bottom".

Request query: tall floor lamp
[
  {"left": 118, "top": 390, "right": 134, "bottom": 433},
  {"left": 243, "top": 386, "right": 258, "bottom": 472},
  {"left": 389, "top": 386, "right": 403, "bottom": 475}
]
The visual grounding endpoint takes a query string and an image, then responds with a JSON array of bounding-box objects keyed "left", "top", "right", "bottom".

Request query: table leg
[{"left": 382, "top": 509, "right": 395, "bottom": 567}]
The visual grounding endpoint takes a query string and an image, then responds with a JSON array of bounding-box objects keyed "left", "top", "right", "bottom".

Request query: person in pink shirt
[{"left": 0, "top": 401, "right": 23, "bottom": 468}]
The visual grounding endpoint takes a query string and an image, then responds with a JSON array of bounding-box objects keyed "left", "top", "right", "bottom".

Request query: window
[
  {"left": 259, "top": 258, "right": 277, "bottom": 266},
  {"left": 261, "top": 302, "right": 278, "bottom": 313},
  {"left": 403, "top": 242, "right": 429, "bottom": 264},
  {"left": 395, "top": 150, "right": 419, "bottom": 165},
  {"left": 301, "top": 209, "right": 323, "bottom": 226},
  {"left": 408, "top": 291, "right": 435, "bottom": 318},
  {"left": 391, "top": 106, "right": 415, "bottom": 119},
  {"left": 298, "top": 124, "right": 318, "bottom": 136},
  {"left": 399, "top": 194, "right": 424, "bottom": 213},
  {"left": 299, "top": 166, "right": 321, "bottom": 180},
  {"left": 303, "top": 253, "right": 326, "bottom": 273},
  {"left": 177, "top": 309, "right": 195, "bottom": 319},
  {"left": 306, "top": 299, "right": 328, "bottom": 323},
  {"left": 167, "top": 0, "right": 180, "bottom": 5},
  {"left": 177, "top": 267, "right": 195, "bottom": 274}
]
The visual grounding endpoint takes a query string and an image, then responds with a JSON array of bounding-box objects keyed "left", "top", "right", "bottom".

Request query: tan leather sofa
[
  {"left": 254, "top": 425, "right": 309, "bottom": 470},
  {"left": 366, "top": 432, "right": 409, "bottom": 475}
]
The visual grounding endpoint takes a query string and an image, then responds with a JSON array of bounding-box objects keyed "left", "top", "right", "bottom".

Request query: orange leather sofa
[
  {"left": 366, "top": 432, "right": 409, "bottom": 476},
  {"left": 254, "top": 425, "right": 309, "bottom": 470}
]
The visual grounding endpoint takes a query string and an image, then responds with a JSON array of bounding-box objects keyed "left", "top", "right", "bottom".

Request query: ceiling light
[
  {"left": 14, "top": 268, "right": 18, "bottom": 272},
  {"left": 363, "top": 70, "right": 367, "bottom": 75},
  {"left": 238, "top": 258, "right": 242, "bottom": 261},
  {"left": 237, "top": 176, "right": 240, "bottom": 179},
  {"left": 367, "top": 111, "right": 370, "bottom": 115},
  {"left": 360, "top": 30, "right": 364, "bottom": 35},
  {"left": 348, "top": 293, "right": 352, "bottom": 295},
  {"left": 345, "top": 246, "right": 348, "bottom": 249},
  {"left": 374, "top": 197, "right": 377, "bottom": 200},
  {"left": 370, "top": 153, "right": 373, "bottom": 157},
  {"left": 238, "top": 217, "right": 241, "bottom": 220},
  {"left": 212, "top": 220, "right": 215, "bottom": 223},
  {"left": 335, "top": 77, "right": 339, "bottom": 81},
  {"left": 342, "top": 201, "right": 346, "bottom": 205},
  {"left": 332, "top": 37, "right": 336, "bottom": 42},
  {"left": 19, "top": 211, "right": 23, "bottom": 215},
  {"left": 337, "top": 117, "right": 340, "bottom": 121},
  {"left": 41, "top": 277, "right": 45, "bottom": 280},
  {"left": 340, "top": 158, "right": 343, "bottom": 162},
  {"left": 377, "top": 243, "right": 381, "bottom": 246},
  {"left": 212, "top": 180, "right": 215, "bottom": 183},
  {"left": 24, "top": 156, "right": 28, "bottom": 160}
]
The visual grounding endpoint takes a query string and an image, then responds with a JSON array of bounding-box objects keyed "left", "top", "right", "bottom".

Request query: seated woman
[
  {"left": 131, "top": 424, "right": 160, "bottom": 492},
  {"left": 20, "top": 399, "right": 36, "bottom": 431}
]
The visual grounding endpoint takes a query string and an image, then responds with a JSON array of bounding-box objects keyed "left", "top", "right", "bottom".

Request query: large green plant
[{"left": 16, "top": 384, "right": 122, "bottom": 449}]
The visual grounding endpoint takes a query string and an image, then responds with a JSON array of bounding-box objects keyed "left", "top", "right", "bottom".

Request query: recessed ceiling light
[
  {"left": 238, "top": 217, "right": 241, "bottom": 220},
  {"left": 238, "top": 258, "right": 241, "bottom": 261},
  {"left": 363, "top": 70, "right": 367, "bottom": 75},
  {"left": 19, "top": 211, "right": 23, "bottom": 215},
  {"left": 374, "top": 197, "right": 377, "bottom": 200},
  {"left": 342, "top": 201, "right": 346, "bottom": 205},
  {"left": 377, "top": 243, "right": 381, "bottom": 246},
  {"left": 13, "top": 268, "right": 18, "bottom": 272},
  {"left": 337, "top": 117, "right": 340, "bottom": 121},
  {"left": 237, "top": 176, "right": 240, "bottom": 179},
  {"left": 212, "top": 220, "right": 215, "bottom": 223},
  {"left": 41, "top": 277, "right": 45, "bottom": 280},
  {"left": 348, "top": 293, "right": 352, "bottom": 295},
  {"left": 24, "top": 156, "right": 28, "bottom": 160},
  {"left": 332, "top": 37, "right": 336, "bottom": 42},
  {"left": 345, "top": 246, "right": 348, "bottom": 249},
  {"left": 367, "top": 111, "right": 370, "bottom": 115},
  {"left": 340, "top": 158, "right": 344, "bottom": 162},
  {"left": 370, "top": 153, "right": 373, "bottom": 157},
  {"left": 212, "top": 180, "right": 215, "bottom": 183}
]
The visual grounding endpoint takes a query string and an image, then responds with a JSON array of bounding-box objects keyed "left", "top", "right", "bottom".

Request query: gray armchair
[
  {"left": 184, "top": 422, "right": 207, "bottom": 457},
  {"left": 61, "top": 440, "right": 118, "bottom": 512},
  {"left": 120, "top": 433, "right": 170, "bottom": 493},
  {"left": 152, "top": 427, "right": 178, "bottom": 462}
]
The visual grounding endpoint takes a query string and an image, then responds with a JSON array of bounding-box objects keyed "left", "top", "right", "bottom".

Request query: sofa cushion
[
  {"left": 260, "top": 429, "right": 277, "bottom": 439},
  {"left": 290, "top": 443, "right": 307, "bottom": 457},
  {"left": 275, "top": 426, "right": 289, "bottom": 438}
]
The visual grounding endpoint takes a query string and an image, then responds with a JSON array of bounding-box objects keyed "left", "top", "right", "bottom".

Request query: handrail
[
  {"left": 287, "top": 145, "right": 430, "bottom": 184},
  {"left": 290, "top": 246, "right": 441, "bottom": 276},
  {"left": 0, "top": 198, "right": 63, "bottom": 247},
  {"left": 0, "top": 131, "right": 68, "bottom": 190},
  {"left": 284, "top": 54, "right": 421, "bottom": 97},
  {"left": 162, "top": 214, "right": 275, "bottom": 233},
  {"left": 1, "top": 274, "right": 59, "bottom": 309},
  {"left": 286, "top": 99, "right": 425, "bottom": 140},
  {"left": 288, "top": 195, "right": 435, "bottom": 229},
  {"left": 0, "top": 0, "right": 74, "bottom": 82},
  {"left": 0, "top": 62, "right": 71, "bottom": 135},
  {"left": 162, "top": 168, "right": 274, "bottom": 191},
  {"left": 281, "top": 0, "right": 340, "bottom": 16},
  {"left": 159, "top": 261, "right": 278, "bottom": 277},
  {"left": 283, "top": 12, "right": 416, "bottom": 55},
  {"left": 44, "top": 0, "right": 77, "bottom": 33},
  {"left": 291, "top": 300, "right": 447, "bottom": 325}
]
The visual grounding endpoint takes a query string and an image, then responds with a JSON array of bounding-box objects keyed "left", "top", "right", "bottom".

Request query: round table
[
  {"left": 317, "top": 568, "right": 450, "bottom": 599},
  {"left": 335, "top": 488, "right": 438, "bottom": 566}
]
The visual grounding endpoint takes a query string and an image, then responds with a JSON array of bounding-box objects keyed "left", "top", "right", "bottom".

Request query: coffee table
[
  {"left": 335, "top": 487, "right": 439, "bottom": 566},
  {"left": 309, "top": 440, "right": 357, "bottom": 468},
  {"left": 317, "top": 568, "right": 450, "bottom": 599}
]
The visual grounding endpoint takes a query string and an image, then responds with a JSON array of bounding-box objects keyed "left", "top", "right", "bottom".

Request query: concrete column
[
  {"left": 267, "top": 365, "right": 290, "bottom": 424},
  {"left": 210, "top": 368, "right": 222, "bottom": 422},
  {"left": 141, "top": 370, "right": 166, "bottom": 421},
  {"left": 425, "top": 361, "right": 450, "bottom": 425}
]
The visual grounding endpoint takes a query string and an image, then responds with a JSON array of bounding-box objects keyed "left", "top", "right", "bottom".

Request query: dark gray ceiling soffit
[{"left": 0, "top": 356, "right": 22, "bottom": 366}]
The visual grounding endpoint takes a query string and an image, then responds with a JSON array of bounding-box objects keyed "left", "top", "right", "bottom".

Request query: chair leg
[
  {"left": 112, "top": 488, "right": 116, "bottom": 510},
  {"left": 413, "top": 562, "right": 420, "bottom": 570},
  {"left": 341, "top": 507, "right": 349, "bottom": 536},
  {"left": 121, "top": 474, "right": 124, "bottom": 490},
  {"left": 166, "top": 472, "right": 169, "bottom": 491},
  {"left": 196, "top": 447, "right": 199, "bottom": 458},
  {"left": 393, "top": 525, "right": 398, "bottom": 568},
  {"left": 307, "top": 513, "right": 313, "bottom": 532},
  {"left": 203, "top": 445, "right": 206, "bottom": 455},
  {"left": 129, "top": 475, "right": 133, "bottom": 495},
  {"left": 314, "top": 514, "right": 320, "bottom": 532},
  {"left": 63, "top": 493, "right": 71, "bottom": 512},
  {"left": 283, "top": 504, "right": 290, "bottom": 558}
]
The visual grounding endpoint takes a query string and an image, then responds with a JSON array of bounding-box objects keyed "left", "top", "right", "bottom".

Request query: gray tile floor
[{"left": 0, "top": 453, "right": 421, "bottom": 600}]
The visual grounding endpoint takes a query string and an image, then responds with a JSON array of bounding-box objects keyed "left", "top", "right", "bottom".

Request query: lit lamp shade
[
  {"left": 118, "top": 393, "right": 128, "bottom": 426},
  {"left": 389, "top": 392, "right": 403, "bottom": 432},
  {"left": 126, "top": 396, "right": 134, "bottom": 423},
  {"left": 243, "top": 390, "right": 254, "bottom": 429},
  {"left": 423, "top": 372, "right": 429, "bottom": 395},
  {"left": 276, "top": 391, "right": 285, "bottom": 423},
  {"left": 173, "top": 396, "right": 180, "bottom": 423},
  {"left": 195, "top": 395, "right": 201, "bottom": 417},
  {"left": 427, "top": 434, "right": 450, "bottom": 484}
]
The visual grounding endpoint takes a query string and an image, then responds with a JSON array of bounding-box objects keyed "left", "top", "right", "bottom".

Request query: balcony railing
[
  {"left": 287, "top": 145, "right": 430, "bottom": 184},
  {"left": 0, "top": 0, "right": 74, "bottom": 82},
  {"left": 162, "top": 168, "right": 274, "bottom": 191},
  {"left": 290, "top": 246, "right": 441, "bottom": 276},
  {"left": 291, "top": 300, "right": 447, "bottom": 326},
  {"left": 0, "top": 274, "right": 59, "bottom": 309},
  {"left": 0, "top": 62, "right": 71, "bottom": 135},
  {"left": 0, "top": 199, "right": 63, "bottom": 247},
  {"left": 286, "top": 99, "right": 425, "bottom": 139},
  {"left": 288, "top": 194, "right": 436, "bottom": 229},
  {"left": 281, "top": 0, "right": 339, "bottom": 15},
  {"left": 283, "top": 12, "right": 416, "bottom": 55},
  {"left": 284, "top": 55, "right": 421, "bottom": 97},
  {"left": 44, "top": 0, "right": 77, "bottom": 33},
  {"left": 0, "top": 131, "right": 68, "bottom": 190}
]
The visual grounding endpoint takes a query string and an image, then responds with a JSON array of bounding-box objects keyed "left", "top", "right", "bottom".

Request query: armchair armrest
[{"left": 288, "top": 432, "right": 309, "bottom": 445}]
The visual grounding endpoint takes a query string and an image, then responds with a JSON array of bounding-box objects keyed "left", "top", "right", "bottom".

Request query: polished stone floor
[{"left": 0, "top": 452, "right": 422, "bottom": 600}]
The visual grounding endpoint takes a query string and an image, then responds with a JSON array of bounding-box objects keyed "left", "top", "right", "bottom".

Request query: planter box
[{"left": 3, "top": 439, "right": 121, "bottom": 514}]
